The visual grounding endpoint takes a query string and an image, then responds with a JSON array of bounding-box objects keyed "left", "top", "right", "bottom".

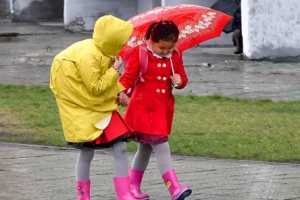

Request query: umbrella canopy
[
  {"left": 120, "top": 4, "right": 232, "bottom": 57},
  {"left": 211, "top": 0, "right": 239, "bottom": 33}
]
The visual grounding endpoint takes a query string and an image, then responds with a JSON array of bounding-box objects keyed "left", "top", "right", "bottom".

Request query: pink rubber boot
[
  {"left": 76, "top": 180, "right": 91, "bottom": 200},
  {"left": 114, "top": 176, "right": 139, "bottom": 200},
  {"left": 129, "top": 168, "right": 150, "bottom": 200},
  {"left": 162, "top": 170, "right": 192, "bottom": 200}
]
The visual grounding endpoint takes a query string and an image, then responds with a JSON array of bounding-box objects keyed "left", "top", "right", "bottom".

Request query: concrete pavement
[{"left": 1, "top": 142, "right": 300, "bottom": 200}]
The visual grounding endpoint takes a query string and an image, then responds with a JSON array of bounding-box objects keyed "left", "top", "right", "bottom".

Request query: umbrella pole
[
  {"left": 170, "top": 58, "right": 178, "bottom": 87},
  {"left": 170, "top": 58, "right": 175, "bottom": 75}
]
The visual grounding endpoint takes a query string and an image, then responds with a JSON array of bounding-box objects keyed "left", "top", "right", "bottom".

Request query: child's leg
[
  {"left": 112, "top": 142, "right": 138, "bottom": 199},
  {"left": 151, "top": 142, "right": 173, "bottom": 175},
  {"left": 130, "top": 143, "right": 152, "bottom": 199},
  {"left": 112, "top": 141, "right": 129, "bottom": 177},
  {"left": 152, "top": 142, "right": 192, "bottom": 199},
  {"left": 76, "top": 148, "right": 94, "bottom": 200},
  {"left": 131, "top": 143, "right": 153, "bottom": 171},
  {"left": 76, "top": 148, "right": 94, "bottom": 181}
]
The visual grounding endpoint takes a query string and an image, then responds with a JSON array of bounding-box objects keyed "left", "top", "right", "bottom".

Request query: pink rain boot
[
  {"left": 162, "top": 170, "right": 192, "bottom": 200},
  {"left": 129, "top": 168, "right": 150, "bottom": 200},
  {"left": 114, "top": 176, "right": 139, "bottom": 200},
  {"left": 76, "top": 180, "right": 91, "bottom": 200}
]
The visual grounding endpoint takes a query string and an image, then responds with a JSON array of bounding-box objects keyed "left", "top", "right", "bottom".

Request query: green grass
[
  {"left": 0, "top": 84, "right": 300, "bottom": 162},
  {"left": 0, "top": 85, "right": 65, "bottom": 146},
  {"left": 171, "top": 95, "right": 300, "bottom": 161}
]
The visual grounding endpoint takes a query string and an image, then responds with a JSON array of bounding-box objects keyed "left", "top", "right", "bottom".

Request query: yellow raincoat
[{"left": 50, "top": 15, "right": 133, "bottom": 143}]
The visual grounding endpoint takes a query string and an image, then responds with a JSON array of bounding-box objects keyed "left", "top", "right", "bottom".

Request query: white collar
[{"left": 146, "top": 40, "right": 172, "bottom": 59}]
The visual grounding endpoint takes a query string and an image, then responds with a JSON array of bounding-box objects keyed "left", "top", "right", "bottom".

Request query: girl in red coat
[{"left": 120, "top": 21, "right": 192, "bottom": 200}]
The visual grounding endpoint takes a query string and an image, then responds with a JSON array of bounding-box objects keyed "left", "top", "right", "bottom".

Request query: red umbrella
[{"left": 120, "top": 4, "right": 232, "bottom": 57}]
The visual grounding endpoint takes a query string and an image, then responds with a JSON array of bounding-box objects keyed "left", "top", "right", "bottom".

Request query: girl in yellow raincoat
[{"left": 50, "top": 15, "right": 137, "bottom": 200}]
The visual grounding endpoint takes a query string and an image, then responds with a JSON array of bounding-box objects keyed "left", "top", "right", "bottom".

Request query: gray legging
[
  {"left": 76, "top": 142, "right": 129, "bottom": 181},
  {"left": 131, "top": 141, "right": 173, "bottom": 175}
]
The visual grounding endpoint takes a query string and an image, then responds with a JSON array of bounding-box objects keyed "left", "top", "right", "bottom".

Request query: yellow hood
[{"left": 93, "top": 15, "right": 133, "bottom": 58}]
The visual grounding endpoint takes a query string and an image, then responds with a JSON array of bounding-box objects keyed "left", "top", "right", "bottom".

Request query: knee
[
  {"left": 137, "top": 143, "right": 153, "bottom": 153},
  {"left": 119, "top": 144, "right": 127, "bottom": 154},
  {"left": 113, "top": 142, "right": 127, "bottom": 157},
  {"left": 80, "top": 148, "right": 95, "bottom": 162},
  {"left": 152, "top": 142, "right": 170, "bottom": 155}
]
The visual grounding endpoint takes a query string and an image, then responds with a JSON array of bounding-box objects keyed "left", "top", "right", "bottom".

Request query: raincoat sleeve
[
  {"left": 174, "top": 50, "right": 188, "bottom": 89},
  {"left": 77, "top": 53, "right": 121, "bottom": 96},
  {"left": 119, "top": 46, "right": 140, "bottom": 91},
  {"left": 117, "top": 82, "right": 126, "bottom": 93}
]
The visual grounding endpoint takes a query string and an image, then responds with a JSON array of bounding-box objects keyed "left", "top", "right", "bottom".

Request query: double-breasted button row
[
  {"left": 156, "top": 89, "right": 166, "bottom": 93},
  {"left": 157, "top": 63, "right": 167, "bottom": 68},
  {"left": 157, "top": 76, "right": 167, "bottom": 80},
  {"left": 156, "top": 62, "right": 168, "bottom": 94}
]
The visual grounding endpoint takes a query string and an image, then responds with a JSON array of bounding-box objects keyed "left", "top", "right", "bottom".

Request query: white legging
[
  {"left": 131, "top": 141, "right": 173, "bottom": 175},
  {"left": 75, "top": 142, "right": 128, "bottom": 181}
]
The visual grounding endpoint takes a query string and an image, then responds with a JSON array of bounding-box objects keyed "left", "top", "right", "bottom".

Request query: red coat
[{"left": 119, "top": 45, "right": 188, "bottom": 136}]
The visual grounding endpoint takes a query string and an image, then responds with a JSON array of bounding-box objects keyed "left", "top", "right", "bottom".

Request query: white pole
[
  {"left": 161, "top": 0, "right": 166, "bottom": 6},
  {"left": 170, "top": 58, "right": 178, "bottom": 87}
]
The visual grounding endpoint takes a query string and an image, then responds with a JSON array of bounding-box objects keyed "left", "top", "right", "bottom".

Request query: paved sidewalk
[{"left": 1, "top": 142, "right": 300, "bottom": 200}]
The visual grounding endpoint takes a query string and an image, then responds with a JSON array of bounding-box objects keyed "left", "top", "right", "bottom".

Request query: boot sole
[
  {"left": 135, "top": 196, "right": 149, "bottom": 200},
  {"left": 175, "top": 188, "right": 192, "bottom": 200}
]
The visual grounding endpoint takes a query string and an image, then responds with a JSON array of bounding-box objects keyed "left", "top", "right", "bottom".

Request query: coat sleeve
[
  {"left": 174, "top": 50, "right": 188, "bottom": 89},
  {"left": 77, "top": 53, "right": 121, "bottom": 96},
  {"left": 119, "top": 46, "right": 140, "bottom": 91}
]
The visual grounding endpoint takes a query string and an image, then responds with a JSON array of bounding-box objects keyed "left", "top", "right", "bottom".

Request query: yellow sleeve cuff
[{"left": 117, "top": 82, "right": 125, "bottom": 93}]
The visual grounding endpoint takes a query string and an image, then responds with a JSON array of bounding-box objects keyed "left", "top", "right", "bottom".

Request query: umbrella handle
[{"left": 170, "top": 58, "right": 179, "bottom": 88}]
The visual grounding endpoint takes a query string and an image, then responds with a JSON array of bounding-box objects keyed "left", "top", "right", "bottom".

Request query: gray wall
[
  {"left": 10, "top": 0, "right": 63, "bottom": 22},
  {"left": 0, "top": 0, "right": 10, "bottom": 18},
  {"left": 64, "top": 0, "right": 138, "bottom": 31},
  {"left": 138, "top": 0, "right": 161, "bottom": 13},
  {"left": 242, "top": 0, "right": 300, "bottom": 59}
]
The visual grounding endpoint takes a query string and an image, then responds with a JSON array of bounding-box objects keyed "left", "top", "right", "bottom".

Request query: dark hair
[{"left": 145, "top": 20, "right": 179, "bottom": 43}]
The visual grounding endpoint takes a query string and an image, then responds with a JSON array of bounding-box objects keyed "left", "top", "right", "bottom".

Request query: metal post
[{"left": 161, "top": 0, "right": 166, "bottom": 6}]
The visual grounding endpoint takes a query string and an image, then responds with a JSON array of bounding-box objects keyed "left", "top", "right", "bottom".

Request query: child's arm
[
  {"left": 172, "top": 51, "right": 188, "bottom": 89},
  {"left": 77, "top": 53, "right": 121, "bottom": 96},
  {"left": 119, "top": 46, "right": 140, "bottom": 91}
]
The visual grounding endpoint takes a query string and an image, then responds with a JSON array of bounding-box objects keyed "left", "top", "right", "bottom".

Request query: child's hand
[
  {"left": 117, "top": 91, "right": 130, "bottom": 106},
  {"left": 170, "top": 74, "right": 182, "bottom": 88},
  {"left": 113, "top": 56, "right": 123, "bottom": 70}
]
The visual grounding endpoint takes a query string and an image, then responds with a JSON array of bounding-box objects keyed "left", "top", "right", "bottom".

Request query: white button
[
  {"left": 157, "top": 76, "right": 162, "bottom": 80},
  {"left": 163, "top": 77, "right": 167, "bottom": 81},
  {"left": 162, "top": 63, "right": 167, "bottom": 68},
  {"left": 157, "top": 63, "right": 162, "bottom": 67},
  {"left": 162, "top": 89, "right": 166, "bottom": 93},
  {"left": 156, "top": 89, "right": 160, "bottom": 93}
]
